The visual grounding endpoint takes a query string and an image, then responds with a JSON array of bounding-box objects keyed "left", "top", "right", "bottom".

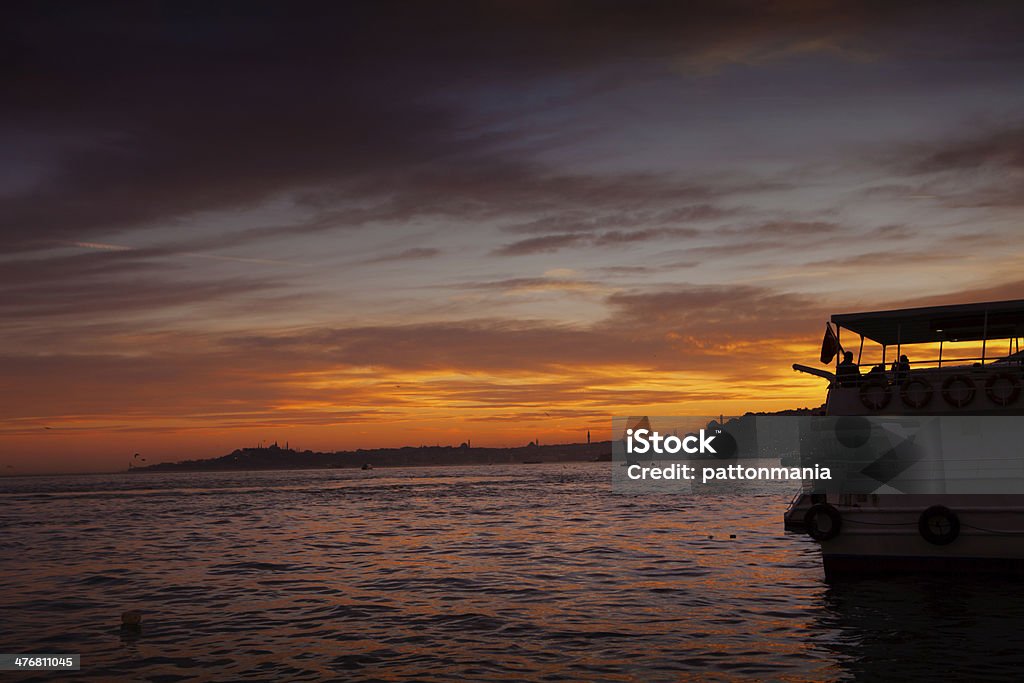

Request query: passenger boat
[{"left": 786, "top": 299, "right": 1024, "bottom": 576}]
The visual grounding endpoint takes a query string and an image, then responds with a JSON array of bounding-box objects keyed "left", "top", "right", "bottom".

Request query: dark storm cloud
[{"left": 6, "top": 0, "right": 1021, "bottom": 252}]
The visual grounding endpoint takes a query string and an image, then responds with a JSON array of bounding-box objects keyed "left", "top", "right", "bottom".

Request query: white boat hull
[{"left": 813, "top": 494, "right": 1024, "bottom": 576}]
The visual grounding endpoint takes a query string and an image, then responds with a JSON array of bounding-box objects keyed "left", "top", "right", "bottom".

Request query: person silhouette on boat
[
  {"left": 865, "top": 363, "right": 886, "bottom": 380},
  {"left": 891, "top": 354, "right": 910, "bottom": 384},
  {"left": 837, "top": 351, "right": 861, "bottom": 387}
]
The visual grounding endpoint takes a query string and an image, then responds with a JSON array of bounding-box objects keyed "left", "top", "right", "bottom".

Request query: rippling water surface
[{"left": 3, "top": 463, "right": 1024, "bottom": 681}]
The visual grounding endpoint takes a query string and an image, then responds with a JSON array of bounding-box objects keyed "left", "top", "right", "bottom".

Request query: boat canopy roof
[{"left": 832, "top": 299, "right": 1024, "bottom": 345}]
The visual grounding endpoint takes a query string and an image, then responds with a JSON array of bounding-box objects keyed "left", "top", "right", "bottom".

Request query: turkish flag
[{"left": 820, "top": 324, "right": 839, "bottom": 364}]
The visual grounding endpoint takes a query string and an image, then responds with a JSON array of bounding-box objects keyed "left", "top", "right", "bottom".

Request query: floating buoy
[{"left": 121, "top": 611, "right": 143, "bottom": 631}]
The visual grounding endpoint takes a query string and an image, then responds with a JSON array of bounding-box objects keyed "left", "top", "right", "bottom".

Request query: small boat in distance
[
  {"left": 361, "top": 463, "right": 373, "bottom": 470},
  {"left": 788, "top": 298, "right": 1024, "bottom": 576}
]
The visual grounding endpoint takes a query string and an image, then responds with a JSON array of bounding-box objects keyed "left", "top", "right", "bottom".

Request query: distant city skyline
[{"left": 3, "top": 2, "right": 1024, "bottom": 472}]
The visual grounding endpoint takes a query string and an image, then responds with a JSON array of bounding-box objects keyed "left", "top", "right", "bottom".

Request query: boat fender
[
  {"left": 858, "top": 379, "right": 892, "bottom": 411},
  {"left": 899, "top": 376, "right": 933, "bottom": 409},
  {"left": 940, "top": 374, "right": 976, "bottom": 408},
  {"left": 918, "top": 505, "right": 960, "bottom": 546},
  {"left": 804, "top": 503, "right": 842, "bottom": 541},
  {"left": 984, "top": 371, "right": 1021, "bottom": 407}
]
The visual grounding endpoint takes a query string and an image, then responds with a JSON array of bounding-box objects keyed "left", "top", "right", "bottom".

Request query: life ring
[
  {"left": 941, "top": 374, "right": 976, "bottom": 408},
  {"left": 804, "top": 503, "right": 842, "bottom": 541},
  {"left": 834, "top": 416, "right": 871, "bottom": 449},
  {"left": 918, "top": 505, "right": 960, "bottom": 545},
  {"left": 899, "top": 377, "right": 933, "bottom": 409},
  {"left": 984, "top": 371, "right": 1021, "bottom": 407},
  {"left": 859, "top": 379, "right": 892, "bottom": 411}
]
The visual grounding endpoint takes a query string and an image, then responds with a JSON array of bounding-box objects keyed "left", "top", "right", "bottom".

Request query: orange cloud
[{"left": 0, "top": 283, "right": 833, "bottom": 473}]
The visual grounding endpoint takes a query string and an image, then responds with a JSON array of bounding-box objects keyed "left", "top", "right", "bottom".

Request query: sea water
[{"left": 2, "top": 463, "right": 1023, "bottom": 681}]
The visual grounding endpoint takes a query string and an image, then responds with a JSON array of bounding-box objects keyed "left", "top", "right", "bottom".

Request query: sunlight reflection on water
[{"left": 2, "top": 464, "right": 1024, "bottom": 681}]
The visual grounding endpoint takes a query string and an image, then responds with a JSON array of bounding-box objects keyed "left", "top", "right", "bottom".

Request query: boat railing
[{"left": 845, "top": 356, "right": 1023, "bottom": 380}]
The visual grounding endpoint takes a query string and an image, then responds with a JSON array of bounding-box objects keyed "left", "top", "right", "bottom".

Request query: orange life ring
[
  {"left": 899, "top": 377, "right": 933, "bottom": 409},
  {"left": 859, "top": 379, "right": 892, "bottom": 410},
  {"left": 941, "top": 374, "right": 976, "bottom": 408},
  {"left": 985, "top": 371, "right": 1021, "bottom": 406}
]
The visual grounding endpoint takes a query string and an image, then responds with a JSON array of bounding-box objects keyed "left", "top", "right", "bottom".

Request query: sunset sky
[{"left": 4, "top": 2, "right": 1024, "bottom": 473}]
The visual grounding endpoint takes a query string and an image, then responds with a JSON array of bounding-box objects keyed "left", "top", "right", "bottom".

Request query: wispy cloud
[
  {"left": 494, "top": 227, "right": 700, "bottom": 255},
  {"left": 364, "top": 247, "right": 441, "bottom": 264},
  {"left": 62, "top": 240, "right": 304, "bottom": 266}
]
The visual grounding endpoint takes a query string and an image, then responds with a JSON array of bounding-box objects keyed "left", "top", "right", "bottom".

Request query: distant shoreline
[
  {"left": 2, "top": 407, "right": 824, "bottom": 478},
  {"left": 128, "top": 440, "right": 615, "bottom": 473}
]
